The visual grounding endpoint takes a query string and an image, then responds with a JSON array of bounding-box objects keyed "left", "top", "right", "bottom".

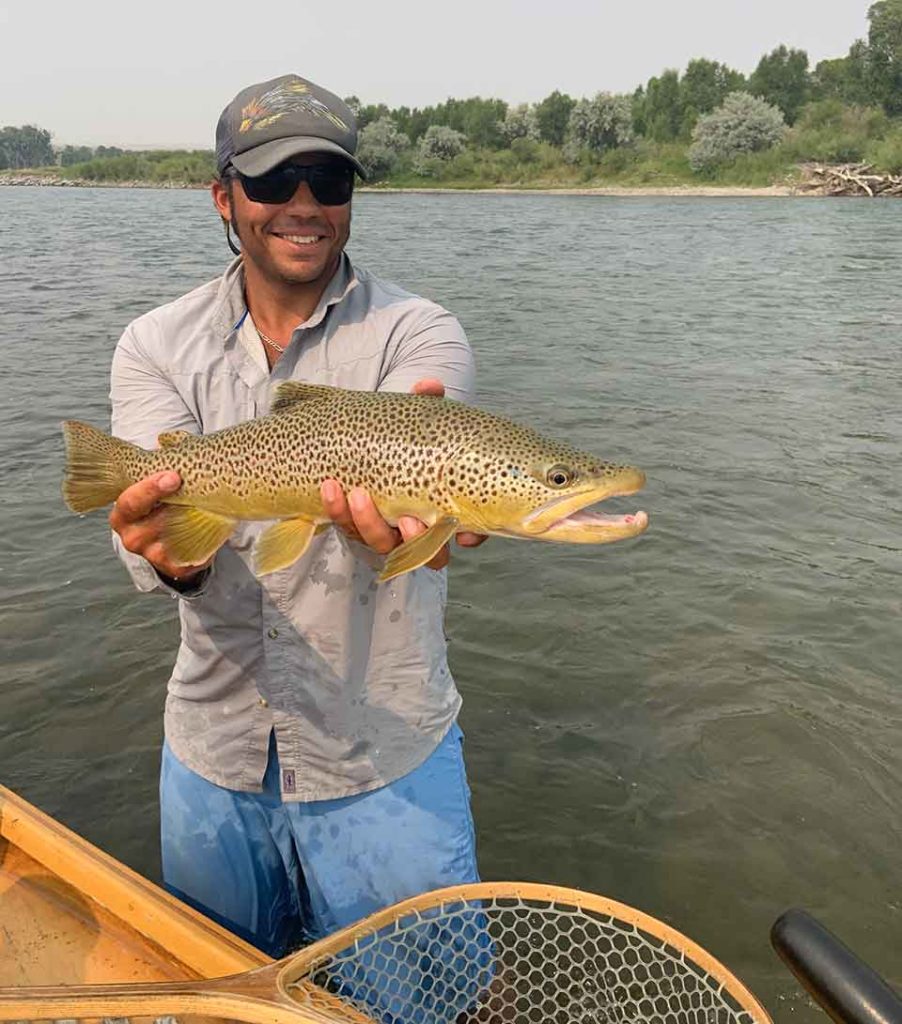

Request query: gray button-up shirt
[{"left": 111, "top": 255, "right": 475, "bottom": 801}]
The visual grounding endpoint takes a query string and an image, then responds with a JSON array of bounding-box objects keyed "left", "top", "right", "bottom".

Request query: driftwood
[{"left": 797, "top": 163, "right": 902, "bottom": 197}]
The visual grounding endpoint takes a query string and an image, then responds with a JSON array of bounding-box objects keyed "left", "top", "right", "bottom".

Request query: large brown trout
[{"left": 62, "top": 382, "right": 648, "bottom": 582}]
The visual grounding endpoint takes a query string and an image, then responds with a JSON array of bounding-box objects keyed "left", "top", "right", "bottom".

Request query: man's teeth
[{"left": 281, "top": 234, "right": 320, "bottom": 244}]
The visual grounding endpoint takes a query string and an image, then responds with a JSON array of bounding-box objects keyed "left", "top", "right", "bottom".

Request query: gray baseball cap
[{"left": 215, "top": 74, "right": 365, "bottom": 178}]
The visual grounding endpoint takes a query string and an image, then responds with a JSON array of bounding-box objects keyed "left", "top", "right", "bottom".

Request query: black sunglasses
[{"left": 231, "top": 161, "right": 355, "bottom": 206}]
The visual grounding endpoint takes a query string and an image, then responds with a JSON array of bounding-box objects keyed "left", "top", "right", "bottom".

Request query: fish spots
[{"left": 118, "top": 387, "right": 641, "bottom": 555}]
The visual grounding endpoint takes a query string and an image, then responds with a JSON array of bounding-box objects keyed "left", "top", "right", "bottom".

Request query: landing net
[{"left": 287, "top": 883, "right": 768, "bottom": 1024}]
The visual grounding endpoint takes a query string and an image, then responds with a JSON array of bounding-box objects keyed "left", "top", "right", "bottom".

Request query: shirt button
[
  {"left": 267, "top": 627, "right": 279, "bottom": 639},
  {"left": 259, "top": 697, "right": 269, "bottom": 707}
]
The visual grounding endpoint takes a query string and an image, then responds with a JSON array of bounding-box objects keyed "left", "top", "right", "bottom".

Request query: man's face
[{"left": 212, "top": 155, "right": 352, "bottom": 288}]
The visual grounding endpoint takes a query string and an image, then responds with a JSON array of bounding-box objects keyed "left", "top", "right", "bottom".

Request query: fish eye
[{"left": 546, "top": 465, "right": 574, "bottom": 488}]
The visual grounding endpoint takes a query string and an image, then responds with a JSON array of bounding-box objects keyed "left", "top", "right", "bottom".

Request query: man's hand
[
  {"left": 320, "top": 378, "right": 487, "bottom": 570},
  {"left": 109, "top": 471, "right": 211, "bottom": 582}
]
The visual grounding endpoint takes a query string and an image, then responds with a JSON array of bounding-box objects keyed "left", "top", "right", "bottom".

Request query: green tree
[
  {"left": 811, "top": 44, "right": 871, "bottom": 104},
  {"left": 392, "top": 97, "right": 506, "bottom": 148},
  {"left": 59, "top": 145, "right": 94, "bottom": 166},
  {"left": 749, "top": 45, "right": 810, "bottom": 124},
  {"left": 644, "top": 70, "right": 683, "bottom": 141},
  {"left": 347, "top": 98, "right": 392, "bottom": 132},
  {"left": 866, "top": 0, "right": 902, "bottom": 114},
  {"left": 0, "top": 125, "right": 55, "bottom": 169},
  {"left": 631, "top": 86, "right": 647, "bottom": 137},
  {"left": 449, "top": 97, "right": 508, "bottom": 148},
  {"left": 392, "top": 106, "right": 433, "bottom": 143},
  {"left": 534, "top": 90, "right": 575, "bottom": 146},
  {"left": 680, "top": 59, "right": 746, "bottom": 133}
]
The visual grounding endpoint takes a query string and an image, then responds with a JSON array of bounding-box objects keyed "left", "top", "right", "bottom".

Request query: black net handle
[{"left": 771, "top": 909, "right": 902, "bottom": 1024}]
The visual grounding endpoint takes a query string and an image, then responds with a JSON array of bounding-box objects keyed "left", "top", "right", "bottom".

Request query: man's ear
[
  {"left": 211, "top": 178, "right": 241, "bottom": 255},
  {"left": 211, "top": 178, "right": 232, "bottom": 222}
]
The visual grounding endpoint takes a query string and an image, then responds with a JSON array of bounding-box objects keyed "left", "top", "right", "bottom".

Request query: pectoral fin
[
  {"left": 162, "top": 507, "right": 236, "bottom": 566},
  {"left": 379, "top": 517, "right": 460, "bottom": 583},
  {"left": 254, "top": 518, "right": 318, "bottom": 576}
]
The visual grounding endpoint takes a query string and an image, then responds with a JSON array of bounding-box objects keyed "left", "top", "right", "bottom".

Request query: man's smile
[{"left": 270, "top": 229, "right": 329, "bottom": 250}]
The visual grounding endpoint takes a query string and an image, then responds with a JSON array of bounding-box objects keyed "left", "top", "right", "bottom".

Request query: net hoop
[{"left": 281, "top": 881, "right": 771, "bottom": 1024}]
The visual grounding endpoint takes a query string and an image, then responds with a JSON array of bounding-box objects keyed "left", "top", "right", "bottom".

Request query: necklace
[{"left": 254, "top": 321, "right": 286, "bottom": 354}]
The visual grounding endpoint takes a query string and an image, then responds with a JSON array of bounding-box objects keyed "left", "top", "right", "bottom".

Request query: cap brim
[{"left": 230, "top": 137, "right": 366, "bottom": 179}]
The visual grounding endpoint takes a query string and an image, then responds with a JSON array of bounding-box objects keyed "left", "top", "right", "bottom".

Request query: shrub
[
  {"left": 499, "top": 104, "right": 540, "bottom": 143},
  {"left": 866, "top": 131, "right": 902, "bottom": 173},
  {"left": 509, "top": 137, "right": 541, "bottom": 163},
  {"left": 414, "top": 125, "right": 467, "bottom": 175},
  {"left": 786, "top": 100, "right": 888, "bottom": 164},
  {"left": 356, "top": 117, "right": 410, "bottom": 181},
  {"left": 567, "top": 93, "right": 634, "bottom": 155},
  {"left": 689, "top": 91, "right": 786, "bottom": 172}
]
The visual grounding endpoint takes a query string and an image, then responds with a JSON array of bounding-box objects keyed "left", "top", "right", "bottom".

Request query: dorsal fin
[
  {"left": 270, "top": 381, "right": 338, "bottom": 414},
  {"left": 158, "top": 429, "right": 194, "bottom": 448}
]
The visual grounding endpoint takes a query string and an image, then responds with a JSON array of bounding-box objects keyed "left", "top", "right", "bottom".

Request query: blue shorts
[{"left": 159, "top": 722, "right": 480, "bottom": 959}]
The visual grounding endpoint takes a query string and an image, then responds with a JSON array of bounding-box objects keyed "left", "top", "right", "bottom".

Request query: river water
[{"left": 1, "top": 186, "right": 900, "bottom": 1020}]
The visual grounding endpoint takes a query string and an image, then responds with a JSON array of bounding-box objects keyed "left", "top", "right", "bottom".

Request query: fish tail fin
[{"left": 62, "top": 420, "right": 136, "bottom": 512}]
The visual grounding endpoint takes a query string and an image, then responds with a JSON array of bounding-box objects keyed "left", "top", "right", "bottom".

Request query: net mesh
[{"left": 288, "top": 894, "right": 761, "bottom": 1024}]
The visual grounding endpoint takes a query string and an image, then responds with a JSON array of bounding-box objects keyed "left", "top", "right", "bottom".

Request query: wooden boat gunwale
[{"left": 0, "top": 782, "right": 270, "bottom": 978}]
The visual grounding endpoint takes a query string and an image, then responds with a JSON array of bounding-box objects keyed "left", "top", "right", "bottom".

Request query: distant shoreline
[{"left": 0, "top": 172, "right": 798, "bottom": 198}]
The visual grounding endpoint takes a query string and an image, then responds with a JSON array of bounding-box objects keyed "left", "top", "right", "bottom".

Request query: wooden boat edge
[{"left": 0, "top": 782, "right": 270, "bottom": 978}]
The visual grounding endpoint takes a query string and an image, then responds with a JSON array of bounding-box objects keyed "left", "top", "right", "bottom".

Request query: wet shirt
[{"left": 111, "top": 256, "right": 475, "bottom": 801}]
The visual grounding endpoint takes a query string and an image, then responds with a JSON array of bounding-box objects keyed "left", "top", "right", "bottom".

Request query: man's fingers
[
  {"left": 143, "top": 541, "right": 180, "bottom": 575},
  {"left": 141, "top": 540, "right": 210, "bottom": 581},
  {"left": 411, "top": 378, "right": 445, "bottom": 398},
  {"left": 456, "top": 532, "right": 488, "bottom": 548},
  {"left": 348, "top": 488, "right": 401, "bottom": 554},
  {"left": 111, "top": 471, "right": 182, "bottom": 526},
  {"left": 397, "top": 516, "right": 426, "bottom": 542},
  {"left": 427, "top": 544, "right": 451, "bottom": 570},
  {"left": 320, "top": 479, "right": 358, "bottom": 537},
  {"left": 321, "top": 480, "right": 402, "bottom": 553},
  {"left": 116, "top": 506, "right": 168, "bottom": 553}
]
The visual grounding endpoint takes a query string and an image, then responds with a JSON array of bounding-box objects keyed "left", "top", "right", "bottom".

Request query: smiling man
[{"left": 107, "top": 74, "right": 484, "bottom": 957}]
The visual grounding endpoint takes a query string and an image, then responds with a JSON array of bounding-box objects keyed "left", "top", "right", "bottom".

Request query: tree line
[
  {"left": 345, "top": 0, "right": 901, "bottom": 179},
  {"left": 0, "top": 124, "right": 127, "bottom": 171},
  {"left": 2, "top": 0, "right": 899, "bottom": 183}
]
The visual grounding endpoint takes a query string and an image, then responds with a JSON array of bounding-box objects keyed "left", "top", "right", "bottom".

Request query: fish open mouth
[
  {"left": 523, "top": 469, "right": 649, "bottom": 544},
  {"left": 532, "top": 499, "right": 649, "bottom": 544},
  {"left": 553, "top": 505, "right": 649, "bottom": 530}
]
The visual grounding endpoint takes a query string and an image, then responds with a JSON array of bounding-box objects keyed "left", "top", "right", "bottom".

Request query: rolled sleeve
[
  {"left": 111, "top": 324, "right": 200, "bottom": 447},
  {"left": 378, "top": 304, "right": 475, "bottom": 403}
]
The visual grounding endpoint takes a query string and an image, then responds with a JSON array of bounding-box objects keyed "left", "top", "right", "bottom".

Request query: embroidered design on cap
[{"left": 239, "top": 79, "right": 349, "bottom": 134}]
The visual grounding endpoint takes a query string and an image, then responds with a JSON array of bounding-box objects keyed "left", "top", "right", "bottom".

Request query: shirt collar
[{"left": 212, "top": 253, "right": 359, "bottom": 339}]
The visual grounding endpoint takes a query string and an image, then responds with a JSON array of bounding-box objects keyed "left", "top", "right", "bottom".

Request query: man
[{"left": 109, "top": 73, "right": 485, "bottom": 957}]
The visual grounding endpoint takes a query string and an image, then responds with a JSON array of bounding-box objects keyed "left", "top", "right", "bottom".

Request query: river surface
[{"left": 1, "top": 186, "right": 900, "bottom": 1020}]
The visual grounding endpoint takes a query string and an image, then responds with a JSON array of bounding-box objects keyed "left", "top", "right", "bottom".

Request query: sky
[{"left": 1, "top": 0, "right": 869, "bottom": 149}]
